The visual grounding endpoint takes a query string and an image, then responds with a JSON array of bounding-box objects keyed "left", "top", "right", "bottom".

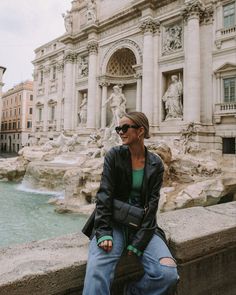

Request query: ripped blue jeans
[{"left": 83, "top": 227, "right": 179, "bottom": 295}]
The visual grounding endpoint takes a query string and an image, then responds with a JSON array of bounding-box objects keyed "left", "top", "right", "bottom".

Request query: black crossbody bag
[
  {"left": 113, "top": 199, "right": 146, "bottom": 229},
  {"left": 82, "top": 199, "right": 147, "bottom": 238}
]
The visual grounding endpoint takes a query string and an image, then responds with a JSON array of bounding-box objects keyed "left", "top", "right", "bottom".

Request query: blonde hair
[{"left": 124, "top": 111, "right": 150, "bottom": 139}]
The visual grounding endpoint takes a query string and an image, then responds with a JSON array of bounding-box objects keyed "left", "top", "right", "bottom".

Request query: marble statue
[
  {"left": 78, "top": 94, "right": 87, "bottom": 126},
  {"left": 104, "top": 85, "right": 127, "bottom": 127},
  {"left": 62, "top": 10, "right": 73, "bottom": 33},
  {"left": 163, "top": 25, "right": 182, "bottom": 55},
  {"left": 162, "top": 75, "right": 183, "bottom": 120},
  {"left": 78, "top": 57, "right": 88, "bottom": 77},
  {"left": 86, "top": 0, "right": 96, "bottom": 23}
]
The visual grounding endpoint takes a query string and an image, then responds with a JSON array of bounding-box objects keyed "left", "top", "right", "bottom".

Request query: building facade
[
  {"left": 32, "top": 0, "right": 236, "bottom": 154},
  {"left": 0, "top": 81, "right": 34, "bottom": 153},
  {"left": 0, "top": 66, "right": 6, "bottom": 134}
]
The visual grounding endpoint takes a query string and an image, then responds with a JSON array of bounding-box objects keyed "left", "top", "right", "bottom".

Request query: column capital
[
  {"left": 57, "top": 62, "right": 64, "bottom": 72},
  {"left": 139, "top": 18, "right": 160, "bottom": 34},
  {"left": 43, "top": 67, "right": 50, "bottom": 77},
  {"left": 87, "top": 41, "right": 98, "bottom": 54},
  {"left": 99, "top": 81, "right": 109, "bottom": 87},
  {"left": 181, "top": 0, "right": 205, "bottom": 22},
  {"left": 64, "top": 52, "right": 77, "bottom": 63}
]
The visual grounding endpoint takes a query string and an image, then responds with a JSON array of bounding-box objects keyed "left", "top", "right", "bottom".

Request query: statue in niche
[
  {"left": 104, "top": 85, "right": 127, "bottom": 128},
  {"left": 78, "top": 57, "right": 88, "bottom": 77},
  {"left": 163, "top": 25, "right": 182, "bottom": 55},
  {"left": 162, "top": 74, "right": 183, "bottom": 120},
  {"left": 86, "top": 0, "right": 96, "bottom": 23},
  {"left": 62, "top": 10, "right": 73, "bottom": 34},
  {"left": 78, "top": 93, "right": 87, "bottom": 126}
]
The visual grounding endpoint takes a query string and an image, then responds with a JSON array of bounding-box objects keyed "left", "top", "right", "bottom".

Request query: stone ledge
[{"left": 0, "top": 202, "right": 235, "bottom": 295}]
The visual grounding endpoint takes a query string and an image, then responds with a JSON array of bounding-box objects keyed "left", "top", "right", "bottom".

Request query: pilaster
[
  {"left": 140, "top": 17, "right": 160, "bottom": 124},
  {"left": 87, "top": 40, "right": 98, "bottom": 129}
]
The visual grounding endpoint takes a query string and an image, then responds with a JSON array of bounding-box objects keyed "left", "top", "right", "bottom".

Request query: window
[
  {"left": 40, "top": 70, "right": 44, "bottom": 84},
  {"left": 30, "top": 94, "right": 33, "bottom": 101},
  {"left": 51, "top": 106, "right": 55, "bottom": 120},
  {"left": 223, "top": 137, "right": 236, "bottom": 154},
  {"left": 52, "top": 65, "right": 57, "bottom": 80},
  {"left": 223, "top": 2, "right": 235, "bottom": 28},
  {"left": 224, "top": 77, "right": 236, "bottom": 102},
  {"left": 39, "top": 108, "right": 42, "bottom": 121},
  {"left": 14, "top": 109, "right": 16, "bottom": 116},
  {"left": 29, "top": 107, "right": 33, "bottom": 115},
  {"left": 18, "top": 121, "right": 20, "bottom": 129},
  {"left": 18, "top": 134, "right": 20, "bottom": 139},
  {"left": 13, "top": 122, "right": 16, "bottom": 129},
  {"left": 9, "top": 122, "right": 12, "bottom": 130},
  {"left": 27, "top": 121, "right": 32, "bottom": 128},
  {"left": 18, "top": 108, "right": 21, "bottom": 115}
]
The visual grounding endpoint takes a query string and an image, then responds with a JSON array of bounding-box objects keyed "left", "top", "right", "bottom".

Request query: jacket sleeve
[
  {"left": 130, "top": 167, "right": 164, "bottom": 252},
  {"left": 94, "top": 148, "right": 116, "bottom": 242}
]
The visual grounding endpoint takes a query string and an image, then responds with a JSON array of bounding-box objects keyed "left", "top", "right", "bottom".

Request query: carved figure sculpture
[
  {"left": 62, "top": 10, "right": 72, "bottom": 33},
  {"left": 162, "top": 75, "right": 183, "bottom": 120},
  {"left": 78, "top": 94, "right": 87, "bottom": 126},
  {"left": 86, "top": 0, "right": 96, "bottom": 23},
  {"left": 78, "top": 57, "right": 89, "bottom": 77},
  {"left": 163, "top": 25, "right": 182, "bottom": 55},
  {"left": 104, "top": 85, "right": 127, "bottom": 127}
]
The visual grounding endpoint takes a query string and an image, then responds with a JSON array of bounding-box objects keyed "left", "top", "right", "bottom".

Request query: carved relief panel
[{"left": 162, "top": 22, "right": 183, "bottom": 56}]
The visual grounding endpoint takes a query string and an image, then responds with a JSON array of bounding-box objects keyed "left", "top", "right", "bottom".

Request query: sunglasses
[{"left": 115, "top": 124, "right": 140, "bottom": 134}]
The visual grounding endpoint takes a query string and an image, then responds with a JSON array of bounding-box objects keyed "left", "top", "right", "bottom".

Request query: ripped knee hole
[{"left": 159, "top": 257, "right": 177, "bottom": 267}]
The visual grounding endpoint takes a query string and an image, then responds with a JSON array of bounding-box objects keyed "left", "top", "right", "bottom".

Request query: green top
[
  {"left": 97, "top": 168, "right": 144, "bottom": 256},
  {"left": 129, "top": 168, "right": 144, "bottom": 206}
]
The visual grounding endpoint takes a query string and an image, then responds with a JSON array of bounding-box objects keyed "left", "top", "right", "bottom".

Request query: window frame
[{"left": 223, "top": 1, "right": 235, "bottom": 28}]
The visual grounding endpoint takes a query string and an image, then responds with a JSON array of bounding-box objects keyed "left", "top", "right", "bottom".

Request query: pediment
[
  {"left": 36, "top": 101, "right": 44, "bottom": 107},
  {"left": 215, "top": 63, "right": 236, "bottom": 73},
  {"left": 48, "top": 99, "right": 57, "bottom": 105}
]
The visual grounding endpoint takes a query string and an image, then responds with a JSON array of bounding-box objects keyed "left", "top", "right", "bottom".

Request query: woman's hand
[{"left": 99, "top": 240, "right": 113, "bottom": 252}]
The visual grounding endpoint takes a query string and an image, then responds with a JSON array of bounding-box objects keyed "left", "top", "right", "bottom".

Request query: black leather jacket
[{"left": 94, "top": 144, "right": 165, "bottom": 252}]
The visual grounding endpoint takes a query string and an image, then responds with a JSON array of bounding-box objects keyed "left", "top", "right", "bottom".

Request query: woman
[{"left": 82, "top": 112, "right": 178, "bottom": 295}]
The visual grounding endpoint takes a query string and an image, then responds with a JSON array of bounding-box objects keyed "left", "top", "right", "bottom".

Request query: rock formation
[{"left": 0, "top": 129, "right": 235, "bottom": 214}]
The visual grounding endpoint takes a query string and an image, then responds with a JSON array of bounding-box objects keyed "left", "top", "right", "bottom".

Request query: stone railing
[
  {"left": 0, "top": 202, "right": 235, "bottom": 295},
  {"left": 214, "top": 102, "right": 236, "bottom": 123},
  {"left": 215, "top": 102, "right": 236, "bottom": 113},
  {"left": 221, "top": 25, "right": 236, "bottom": 36}
]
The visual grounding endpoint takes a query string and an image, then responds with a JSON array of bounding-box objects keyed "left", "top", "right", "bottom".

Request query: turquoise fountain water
[{"left": 0, "top": 181, "right": 87, "bottom": 248}]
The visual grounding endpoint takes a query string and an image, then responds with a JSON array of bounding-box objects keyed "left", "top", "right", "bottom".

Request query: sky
[{"left": 0, "top": 0, "right": 71, "bottom": 92}]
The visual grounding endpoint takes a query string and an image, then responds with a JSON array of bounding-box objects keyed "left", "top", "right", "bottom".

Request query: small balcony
[{"left": 214, "top": 102, "right": 236, "bottom": 123}]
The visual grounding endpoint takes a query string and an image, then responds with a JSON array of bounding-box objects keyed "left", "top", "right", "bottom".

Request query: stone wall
[{"left": 0, "top": 202, "right": 235, "bottom": 295}]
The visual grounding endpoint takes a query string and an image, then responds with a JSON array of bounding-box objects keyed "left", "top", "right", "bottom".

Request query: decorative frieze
[
  {"left": 139, "top": 18, "right": 160, "bottom": 34},
  {"left": 87, "top": 41, "right": 98, "bottom": 54}
]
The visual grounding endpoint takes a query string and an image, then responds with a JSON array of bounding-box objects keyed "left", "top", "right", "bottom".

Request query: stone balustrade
[
  {"left": 0, "top": 202, "right": 235, "bottom": 295},
  {"left": 221, "top": 25, "right": 236, "bottom": 36}
]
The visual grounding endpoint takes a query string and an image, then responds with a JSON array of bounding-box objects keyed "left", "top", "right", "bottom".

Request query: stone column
[
  {"left": 56, "top": 62, "right": 64, "bottom": 131},
  {"left": 87, "top": 41, "right": 98, "bottom": 129},
  {"left": 43, "top": 66, "right": 50, "bottom": 132},
  {"left": 182, "top": 1, "right": 204, "bottom": 123},
  {"left": 64, "top": 52, "right": 75, "bottom": 131},
  {"left": 135, "top": 74, "right": 142, "bottom": 111},
  {"left": 100, "top": 82, "right": 109, "bottom": 128},
  {"left": 153, "top": 28, "right": 160, "bottom": 126},
  {"left": 140, "top": 18, "right": 160, "bottom": 123}
]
